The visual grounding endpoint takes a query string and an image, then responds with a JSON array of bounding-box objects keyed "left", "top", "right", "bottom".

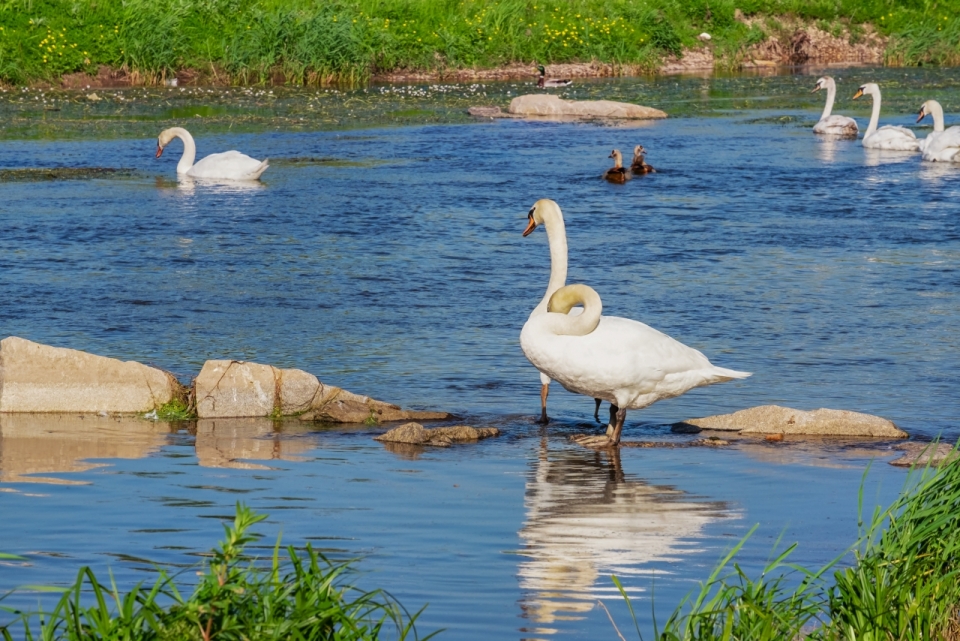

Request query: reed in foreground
[
  {"left": 1, "top": 504, "right": 435, "bottom": 641},
  {"left": 614, "top": 445, "right": 960, "bottom": 640}
]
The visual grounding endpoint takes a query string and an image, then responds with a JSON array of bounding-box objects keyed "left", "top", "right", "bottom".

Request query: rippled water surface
[{"left": 1, "top": 67, "right": 959, "bottom": 639}]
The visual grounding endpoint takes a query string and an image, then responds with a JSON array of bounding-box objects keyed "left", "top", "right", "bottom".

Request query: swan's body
[
  {"left": 917, "top": 100, "right": 960, "bottom": 162},
  {"left": 520, "top": 200, "right": 750, "bottom": 446},
  {"left": 522, "top": 200, "right": 602, "bottom": 424},
  {"left": 156, "top": 127, "right": 269, "bottom": 180},
  {"left": 604, "top": 150, "right": 630, "bottom": 184},
  {"left": 537, "top": 65, "right": 572, "bottom": 88},
  {"left": 852, "top": 84, "right": 919, "bottom": 151},
  {"left": 811, "top": 77, "right": 858, "bottom": 137},
  {"left": 630, "top": 145, "right": 656, "bottom": 174}
]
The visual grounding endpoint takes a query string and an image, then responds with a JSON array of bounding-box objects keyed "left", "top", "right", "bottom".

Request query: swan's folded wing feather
[
  {"left": 187, "top": 150, "right": 267, "bottom": 179},
  {"left": 864, "top": 126, "right": 920, "bottom": 150},
  {"left": 922, "top": 126, "right": 960, "bottom": 161},
  {"left": 813, "top": 115, "right": 858, "bottom": 135}
]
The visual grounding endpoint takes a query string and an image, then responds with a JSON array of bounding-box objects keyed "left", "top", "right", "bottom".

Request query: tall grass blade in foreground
[{"left": 5, "top": 503, "right": 434, "bottom": 640}]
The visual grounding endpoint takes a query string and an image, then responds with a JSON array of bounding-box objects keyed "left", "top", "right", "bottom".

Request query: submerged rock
[
  {"left": 0, "top": 337, "right": 178, "bottom": 414},
  {"left": 467, "top": 106, "right": 505, "bottom": 118},
  {"left": 890, "top": 442, "right": 960, "bottom": 468},
  {"left": 507, "top": 94, "right": 667, "bottom": 119},
  {"left": 676, "top": 405, "right": 907, "bottom": 438},
  {"left": 374, "top": 422, "right": 500, "bottom": 447},
  {"left": 195, "top": 359, "right": 451, "bottom": 422}
]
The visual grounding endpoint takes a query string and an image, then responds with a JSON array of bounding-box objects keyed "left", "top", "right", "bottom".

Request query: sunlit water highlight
[{"left": 1, "top": 67, "right": 959, "bottom": 639}]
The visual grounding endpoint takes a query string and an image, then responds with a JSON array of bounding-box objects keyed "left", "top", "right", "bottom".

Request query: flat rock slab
[
  {"left": 890, "top": 442, "right": 960, "bottom": 468},
  {"left": 375, "top": 422, "right": 500, "bottom": 448},
  {"left": 676, "top": 405, "right": 906, "bottom": 438},
  {"left": 508, "top": 94, "right": 667, "bottom": 119},
  {"left": 196, "top": 359, "right": 451, "bottom": 421},
  {"left": 0, "top": 336, "right": 177, "bottom": 414}
]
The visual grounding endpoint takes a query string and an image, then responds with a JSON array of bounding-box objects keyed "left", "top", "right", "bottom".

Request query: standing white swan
[
  {"left": 852, "top": 84, "right": 920, "bottom": 151},
  {"left": 520, "top": 203, "right": 751, "bottom": 447},
  {"left": 917, "top": 100, "right": 960, "bottom": 162},
  {"left": 811, "top": 77, "right": 858, "bottom": 136},
  {"left": 522, "top": 200, "right": 605, "bottom": 425},
  {"left": 156, "top": 127, "right": 269, "bottom": 180}
]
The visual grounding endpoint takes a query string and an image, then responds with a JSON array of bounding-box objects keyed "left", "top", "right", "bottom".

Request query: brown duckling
[
  {"left": 630, "top": 145, "right": 656, "bottom": 174},
  {"left": 603, "top": 149, "right": 630, "bottom": 183}
]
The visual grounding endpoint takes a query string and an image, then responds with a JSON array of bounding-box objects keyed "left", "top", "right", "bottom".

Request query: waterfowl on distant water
[
  {"left": 603, "top": 150, "right": 630, "bottom": 183},
  {"left": 537, "top": 65, "right": 572, "bottom": 88},
  {"left": 852, "top": 84, "right": 920, "bottom": 151},
  {"left": 629, "top": 145, "right": 656, "bottom": 174},
  {"left": 917, "top": 100, "right": 960, "bottom": 162},
  {"left": 156, "top": 127, "right": 269, "bottom": 180},
  {"left": 811, "top": 76, "right": 858, "bottom": 137}
]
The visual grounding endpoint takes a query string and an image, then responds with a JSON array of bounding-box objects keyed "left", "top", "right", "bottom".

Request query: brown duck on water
[
  {"left": 630, "top": 145, "right": 656, "bottom": 175},
  {"left": 603, "top": 150, "right": 630, "bottom": 184}
]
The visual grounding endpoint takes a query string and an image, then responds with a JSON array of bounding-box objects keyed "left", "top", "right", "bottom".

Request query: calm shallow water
[{"left": 1, "top": 67, "right": 959, "bottom": 639}]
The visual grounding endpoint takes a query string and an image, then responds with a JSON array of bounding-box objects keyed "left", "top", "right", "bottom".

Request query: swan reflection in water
[
  {"left": 0, "top": 415, "right": 320, "bottom": 483},
  {"left": 518, "top": 440, "right": 731, "bottom": 631}
]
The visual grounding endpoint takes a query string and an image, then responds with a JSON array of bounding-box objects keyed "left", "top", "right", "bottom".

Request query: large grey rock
[
  {"left": 374, "top": 422, "right": 500, "bottom": 447},
  {"left": 678, "top": 405, "right": 906, "bottom": 438},
  {"left": 508, "top": 94, "right": 667, "bottom": 119},
  {"left": 196, "top": 359, "right": 451, "bottom": 422},
  {"left": 0, "top": 337, "right": 177, "bottom": 414}
]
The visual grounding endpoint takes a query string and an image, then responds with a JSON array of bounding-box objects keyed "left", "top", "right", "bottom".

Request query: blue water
[{"left": 1, "top": 70, "right": 959, "bottom": 639}]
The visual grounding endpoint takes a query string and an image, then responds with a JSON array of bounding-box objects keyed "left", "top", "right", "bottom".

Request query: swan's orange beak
[
  {"left": 522, "top": 214, "right": 537, "bottom": 237},
  {"left": 917, "top": 107, "right": 927, "bottom": 123},
  {"left": 852, "top": 89, "right": 864, "bottom": 100},
  {"left": 155, "top": 145, "right": 164, "bottom": 158}
]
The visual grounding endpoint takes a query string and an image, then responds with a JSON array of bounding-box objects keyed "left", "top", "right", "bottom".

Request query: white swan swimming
[
  {"left": 852, "top": 84, "right": 920, "bottom": 151},
  {"left": 520, "top": 202, "right": 751, "bottom": 447},
  {"left": 522, "top": 200, "right": 605, "bottom": 424},
  {"left": 156, "top": 127, "right": 269, "bottom": 180},
  {"left": 811, "top": 77, "right": 858, "bottom": 136},
  {"left": 917, "top": 100, "right": 960, "bottom": 162}
]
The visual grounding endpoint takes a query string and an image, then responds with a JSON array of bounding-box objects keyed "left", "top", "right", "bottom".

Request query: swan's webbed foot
[{"left": 593, "top": 398, "right": 602, "bottom": 423}]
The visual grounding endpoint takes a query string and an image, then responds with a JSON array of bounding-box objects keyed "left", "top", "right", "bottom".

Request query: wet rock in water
[
  {"left": 508, "top": 94, "right": 667, "bottom": 119},
  {"left": 195, "top": 359, "right": 451, "bottom": 421},
  {"left": 890, "top": 442, "right": 960, "bottom": 468},
  {"left": 676, "top": 405, "right": 907, "bottom": 438},
  {"left": 374, "top": 422, "right": 500, "bottom": 447},
  {"left": 0, "top": 336, "right": 177, "bottom": 414}
]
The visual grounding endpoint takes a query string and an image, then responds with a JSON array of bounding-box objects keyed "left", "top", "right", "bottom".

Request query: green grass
[
  {"left": 0, "top": 504, "right": 435, "bottom": 640},
  {"left": 0, "top": 0, "right": 957, "bottom": 87},
  {"left": 612, "top": 444, "right": 960, "bottom": 640},
  {"left": 155, "top": 398, "right": 196, "bottom": 421}
]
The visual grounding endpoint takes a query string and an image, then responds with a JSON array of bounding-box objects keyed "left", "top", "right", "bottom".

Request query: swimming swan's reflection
[
  {"left": 194, "top": 418, "right": 319, "bottom": 469},
  {"left": 0, "top": 414, "right": 169, "bottom": 484},
  {"left": 518, "top": 441, "right": 730, "bottom": 627}
]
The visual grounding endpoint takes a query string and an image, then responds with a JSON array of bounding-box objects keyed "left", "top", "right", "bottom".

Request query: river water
[{"left": 0, "top": 67, "right": 958, "bottom": 639}]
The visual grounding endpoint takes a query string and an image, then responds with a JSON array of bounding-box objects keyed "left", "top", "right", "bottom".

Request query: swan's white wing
[
  {"left": 813, "top": 115, "right": 858, "bottom": 135},
  {"left": 922, "top": 126, "right": 960, "bottom": 162},
  {"left": 521, "top": 315, "right": 748, "bottom": 410},
  {"left": 863, "top": 126, "right": 920, "bottom": 151},
  {"left": 187, "top": 150, "right": 269, "bottom": 180}
]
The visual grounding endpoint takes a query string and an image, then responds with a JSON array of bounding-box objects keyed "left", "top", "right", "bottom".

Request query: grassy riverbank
[{"left": 0, "top": 0, "right": 958, "bottom": 87}]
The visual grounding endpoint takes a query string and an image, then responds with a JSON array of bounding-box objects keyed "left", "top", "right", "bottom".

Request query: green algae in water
[{"left": 0, "top": 167, "right": 138, "bottom": 181}]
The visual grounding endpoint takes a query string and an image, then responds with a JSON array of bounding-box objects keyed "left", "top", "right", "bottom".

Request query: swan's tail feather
[
  {"left": 246, "top": 159, "right": 269, "bottom": 180},
  {"left": 712, "top": 367, "right": 751, "bottom": 381}
]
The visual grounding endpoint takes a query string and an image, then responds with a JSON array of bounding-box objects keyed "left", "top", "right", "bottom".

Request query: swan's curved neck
[
  {"left": 820, "top": 80, "right": 836, "bottom": 120},
  {"left": 865, "top": 90, "right": 881, "bottom": 138},
  {"left": 532, "top": 209, "right": 568, "bottom": 318},
  {"left": 168, "top": 127, "right": 197, "bottom": 174},
  {"left": 930, "top": 101, "right": 945, "bottom": 132},
  {"left": 545, "top": 284, "right": 602, "bottom": 336}
]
